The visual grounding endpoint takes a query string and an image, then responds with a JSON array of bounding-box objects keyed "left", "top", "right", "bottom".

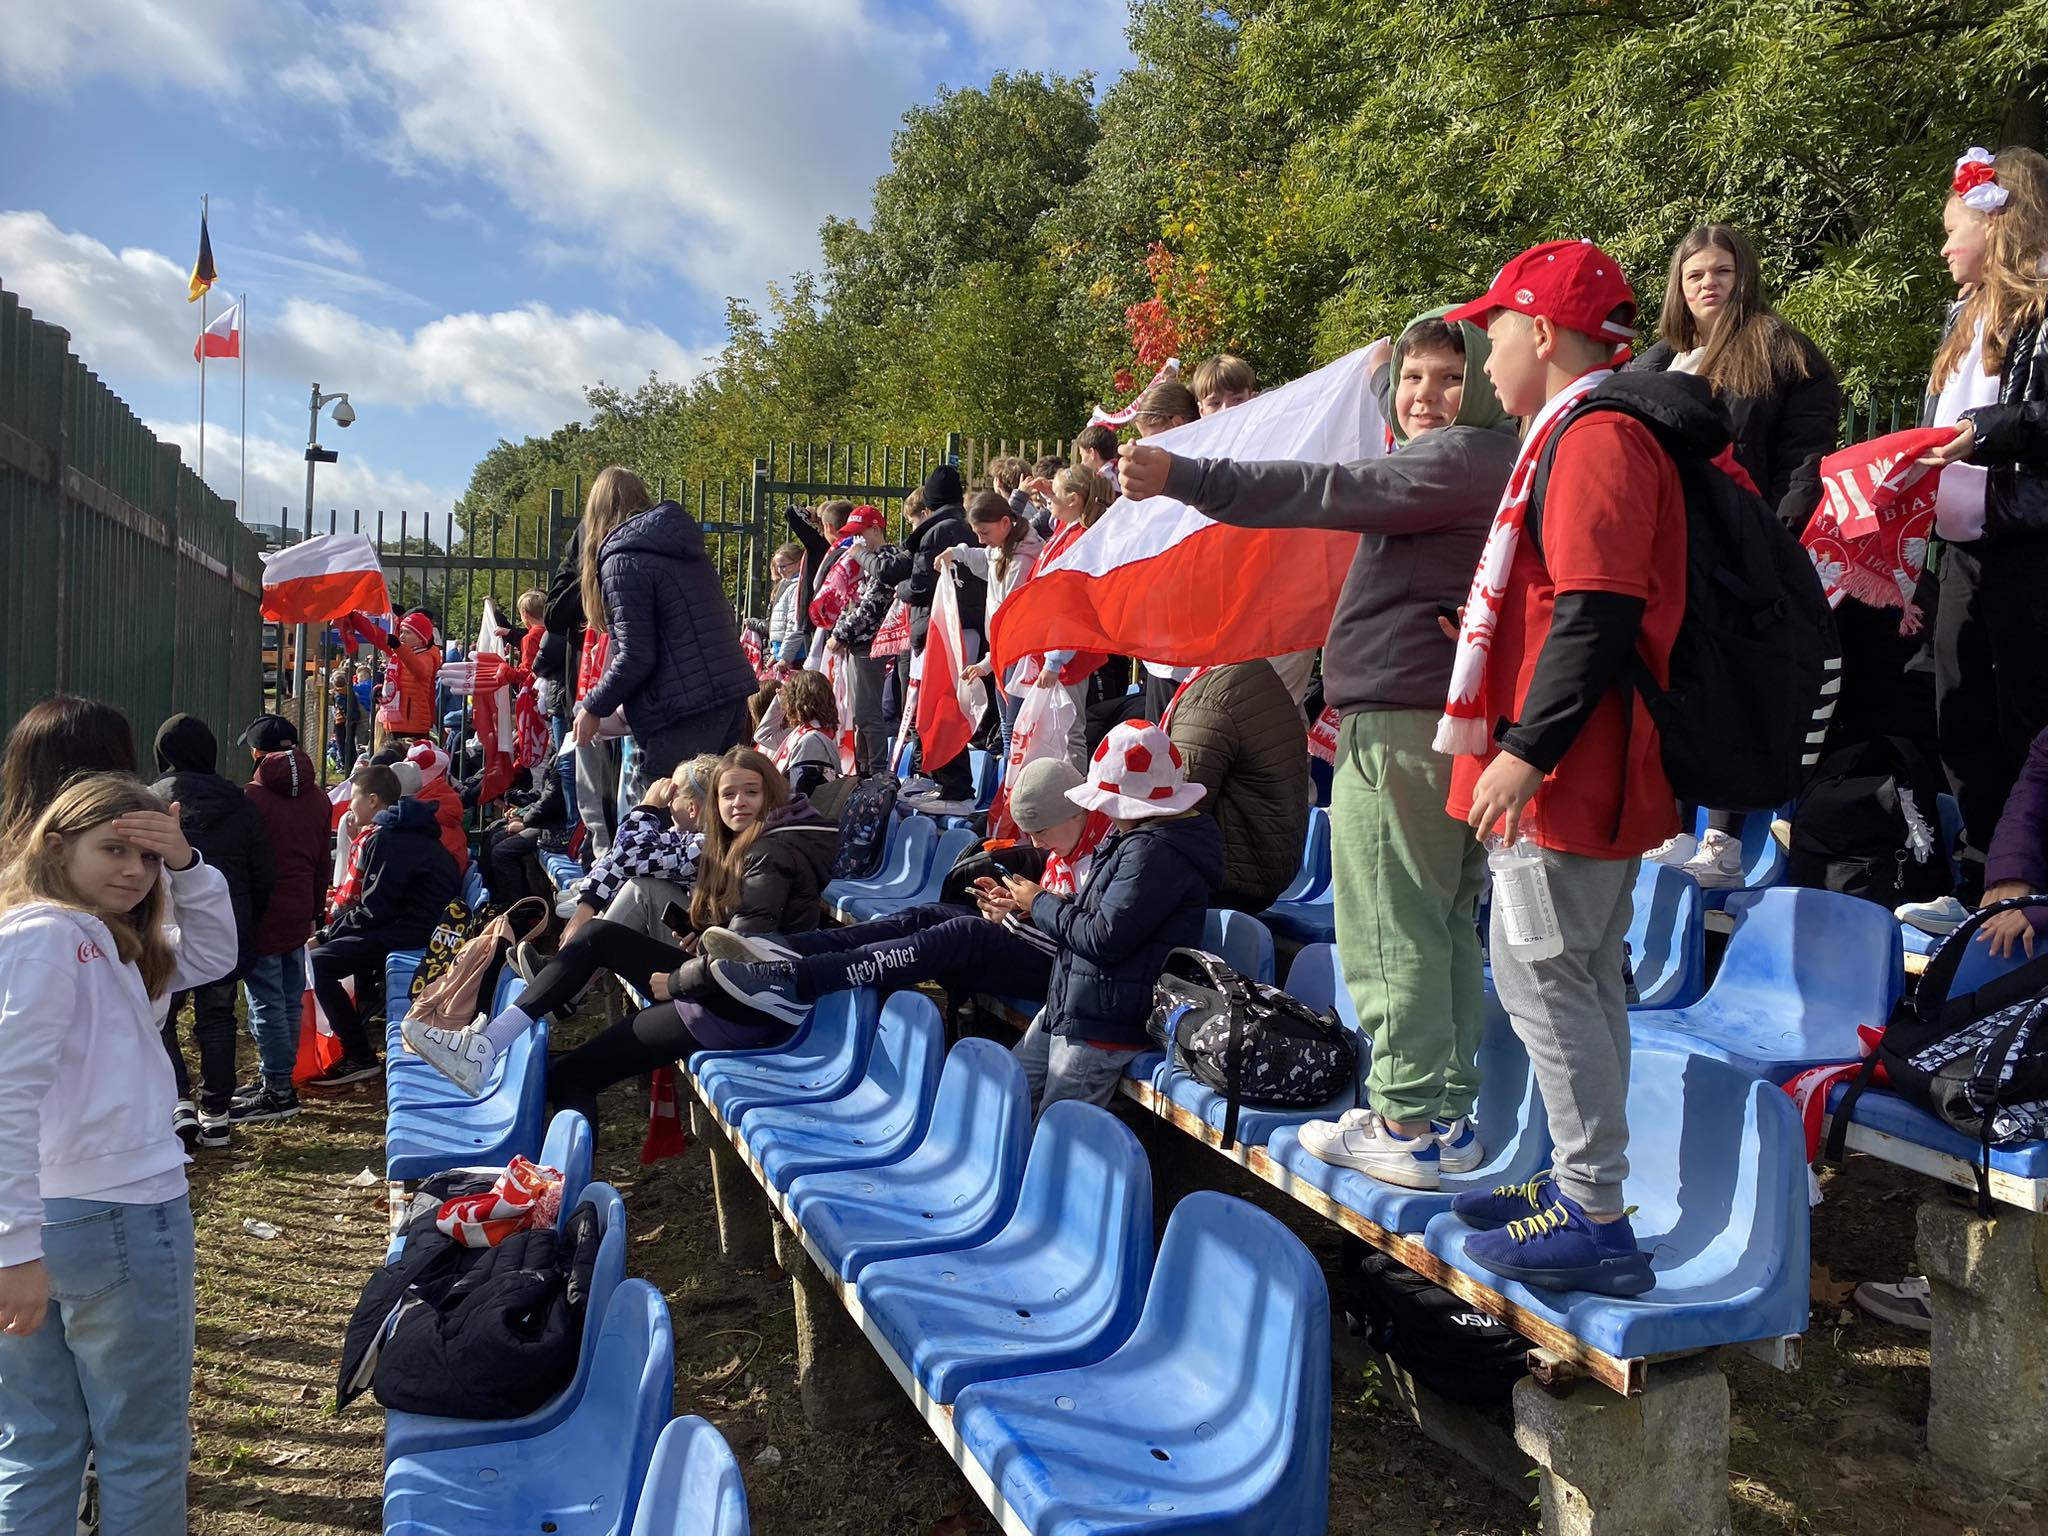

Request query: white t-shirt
[{"left": 1930, "top": 319, "right": 2000, "bottom": 543}]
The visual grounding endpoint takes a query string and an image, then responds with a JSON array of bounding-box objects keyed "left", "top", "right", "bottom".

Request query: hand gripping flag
[
  {"left": 260, "top": 532, "right": 390, "bottom": 623},
  {"left": 1801, "top": 427, "right": 1954, "bottom": 611},
  {"left": 991, "top": 346, "right": 1385, "bottom": 675}
]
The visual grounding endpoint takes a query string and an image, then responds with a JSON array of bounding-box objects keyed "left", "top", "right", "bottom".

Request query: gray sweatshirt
[{"left": 1161, "top": 424, "right": 1517, "bottom": 716}]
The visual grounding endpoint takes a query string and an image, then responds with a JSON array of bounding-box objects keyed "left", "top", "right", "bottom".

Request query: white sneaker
[
  {"left": 1298, "top": 1111, "right": 1440, "bottom": 1189},
  {"left": 401, "top": 1017, "right": 495, "bottom": 1097},
  {"left": 1431, "top": 1116, "right": 1485, "bottom": 1175},
  {"left": 1895, "top": 894, "right": 1970, "bottom": 935},
  {"left": 1647, "top": 833, "right": 1698, "bottom": 867},
  {"left": 1852, "top": 1275, "right": 1933, "bottom": 1332},
  {"left": 699, "top": 926, "right": 797, "bottom": 965},
  {"left": 1682, "top": 828, "right": 1746, "bottom": 889}
]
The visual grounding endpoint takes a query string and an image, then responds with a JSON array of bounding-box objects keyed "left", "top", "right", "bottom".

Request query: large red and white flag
[
  {"left": 916, "top": 570, "right": 980, "bottom": 773},
  {"left": 991, "top": 346, "right": 1385, "bottom": 674},
  {"left": 260, "top": 532, "right": 390, "bottom": 623},
  {"left": 194, "top": 301, "right": 241, "bottom": 361}
]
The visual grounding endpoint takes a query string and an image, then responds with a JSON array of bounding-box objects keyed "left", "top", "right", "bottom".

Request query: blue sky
[{"left": 0, "top": 0, "right": 1132, "bottom": 533}]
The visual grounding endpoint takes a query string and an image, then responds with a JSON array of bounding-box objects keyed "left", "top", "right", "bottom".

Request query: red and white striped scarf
[
  {"left": 1435, "top": 369, "right": 1611, "bottom": 756},
  {"left": 1042, "top": 810, "right": 1113, "bottom": 897}
]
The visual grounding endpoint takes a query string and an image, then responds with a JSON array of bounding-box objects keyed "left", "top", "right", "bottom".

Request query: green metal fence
[{"left": 0, "top": 279, "right": 264, "bottom": 762}]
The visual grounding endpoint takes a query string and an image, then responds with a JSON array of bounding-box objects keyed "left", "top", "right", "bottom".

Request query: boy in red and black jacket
[{"left": 1435, "top": 241, "right": 1689, "bottom": 1297}]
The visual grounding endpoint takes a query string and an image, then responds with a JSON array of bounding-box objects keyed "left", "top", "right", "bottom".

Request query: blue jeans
[
  {"left": 0, "top": 1196, "right": 195, "bottom": 1536},
  {"left": 242, "top": 949, "right": 305, "bottom": 1090}
]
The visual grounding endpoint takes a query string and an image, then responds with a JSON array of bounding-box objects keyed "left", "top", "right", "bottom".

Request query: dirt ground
[{"left": 181, "top": 1003, "right": 2043, "bottom": 1536}]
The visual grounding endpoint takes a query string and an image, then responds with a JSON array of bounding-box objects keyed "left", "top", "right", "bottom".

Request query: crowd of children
[{"left": 4, "top": 142, "right": 2048, "bottom": 1527}]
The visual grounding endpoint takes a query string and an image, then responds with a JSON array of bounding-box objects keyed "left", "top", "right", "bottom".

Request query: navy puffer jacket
[
  {"left": 1029, "top": 813, "right": 1226, "bottom": 1047},
  {"left": 579, "top": 502, "right": 757, "bottom": 735}
]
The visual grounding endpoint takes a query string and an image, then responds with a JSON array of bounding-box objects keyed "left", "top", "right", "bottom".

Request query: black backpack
[
  {"left": 829, "top": 771, "right": 899, "bottom": 881},
  {"left": 1787, "top": 737, "right": 1950, "bottom": 907},
  {"left": 1148, "top": 948, "right": 1357, "bottom": 1149},
  {"left": 1829, "top": 895, "right": 2048, "bottom": 1210},
  {"left": 1530, "top": 374, "right": 1840, "bottom": 813},
  {"left": 1334, "top": 1237, "right": 1530, "bottom": 1406}
]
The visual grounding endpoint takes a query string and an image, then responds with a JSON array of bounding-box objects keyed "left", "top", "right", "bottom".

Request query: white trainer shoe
[
  {"left": 400, "top": 1018, "right": 496, "bottom": 1097},
  {"left": 1682, "top": 828, "right": 1747, "bottom": 889},
  {"left": 1298, "top": 1111, "right": 1441, "bottom": 1189},
  {"left": 1895, "top": 894, "right": 1970, "bottom": 935},
  {"left": 1647, "top": 832, "right": 1698, "bottom": 867},
  {"left": 1431, "top": 1116, "right": 1486, "bottom": 1175},
  {"left": 698, "top": 926, "right": 798, "bottom": 964}
]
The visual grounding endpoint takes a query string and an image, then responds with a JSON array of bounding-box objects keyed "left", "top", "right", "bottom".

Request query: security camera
[{"left": 332, "top": 397, "right": 356, "bottom": 428}]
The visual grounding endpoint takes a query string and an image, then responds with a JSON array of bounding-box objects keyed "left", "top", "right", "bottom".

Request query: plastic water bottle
[{"left": 1488, "top": 835, "right": 1563, "bottom": 961}]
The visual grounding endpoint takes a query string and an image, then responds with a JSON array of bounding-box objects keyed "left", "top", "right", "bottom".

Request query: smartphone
[{"left": 661, "top": 900, "right": 690, "bottom": 935}]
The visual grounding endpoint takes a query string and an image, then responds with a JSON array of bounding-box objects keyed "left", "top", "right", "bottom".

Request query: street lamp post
[{"left": 301, "top": 382, "right": 353, "bottom": 716}]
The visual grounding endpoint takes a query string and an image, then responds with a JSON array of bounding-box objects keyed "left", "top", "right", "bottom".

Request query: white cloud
[
  {"left": 936, "top": 0, "right": 1133, "bottom": 76},
  {"left": 0, "top": 210, "right": 711, "bottom": 432},
  {"left": 145, "top": 417, "right": 453, "bottom": 526},
  {"left": 0, "top": 0, "right": 285, "bottom": 94}
]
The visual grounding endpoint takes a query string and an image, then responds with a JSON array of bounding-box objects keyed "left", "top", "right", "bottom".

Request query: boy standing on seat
[{"left": 1434, "top": 242, "right": 1685, "bottom": 1297}]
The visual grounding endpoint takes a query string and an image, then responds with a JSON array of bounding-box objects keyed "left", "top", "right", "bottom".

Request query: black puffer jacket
[
  {"left": 151, "top": 714, "right": 275, "bottom": 969},
  {"left": 1628, "top": 334, "right": 1841, "bottom": 534},
  {"left": 1962, "top": 315, "right": 2048, "bottom": 542},
  {"left": 727, "top": 796, "right": 841, "bottom": 935},
  {"left": 580, "top": 502, "right": 757, "bottom": 735},
  {"left": 899, "top": 467, "right": 985, "bottom": 646},
  {"left": 319, "top": 798, "right": 460, "bottom": 948},
  {"left": 1030, "top": 814, "right": 1226, "bottom": 1047},
  {"left": 1167, "top": 661, "right": 1311, "bottom": 911}
]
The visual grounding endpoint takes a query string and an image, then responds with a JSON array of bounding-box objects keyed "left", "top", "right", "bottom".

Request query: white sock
[{"left": 479, "top": 1006, "right": 533, "bottom": 1052}]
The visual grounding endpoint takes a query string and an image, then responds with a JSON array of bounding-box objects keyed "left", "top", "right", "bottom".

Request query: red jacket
[
  {"left": 379, "top": 632, "right": 439, "bottom": 737},
  {"left": 244, "top": 748, "right": 333, "bottom": 956}
]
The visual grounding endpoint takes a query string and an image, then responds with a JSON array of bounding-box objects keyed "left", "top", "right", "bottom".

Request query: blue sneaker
[
  {"left": 709, "top": 959, "right": 809, "bottom": 1027},
  {"left": 1463, "top": 1193, "right": 1655, "bottom": 1297},
  {"left": 1450, "top": 1170, "right": 1557, "bottom": 1230},
  {"left": 1431, "top": 1116, "right": 1484, "bottom": 1175}
]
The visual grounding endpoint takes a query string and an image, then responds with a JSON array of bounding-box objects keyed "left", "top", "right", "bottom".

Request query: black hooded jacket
[
  {"left": 151, "top": 714, "right": 275, "bottom": 967},
  {"left": 898, "top": 465, "right": 985, "bottom": 647},
  {"left": 319, "top": 797, "right": 460, "bottom": 949}
]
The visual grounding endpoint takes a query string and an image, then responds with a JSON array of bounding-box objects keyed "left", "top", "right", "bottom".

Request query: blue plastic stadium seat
[
  {"left": 1268, "top": 991, "right": 1551, "bottom": 1234},
  {"left": 1427, "top": 1033, "right": 1810, "bottom": 1358},
  {"left": 842, "top": 825, "right": 979, "bottom": 922},
  {"left": 385, "top": 1019, "right": 549, "bottom": 1182},
  {"left": 739, "top": 992, "right": 946, "bottom": 1191},
  {"left": 1825, "top": 1079, "right": 2048, "bottom": 1184},
  {"left": 1202, "top": 908, "right": 1276, "bottom": 985},
  {"left": 823, "top": 815, "right": 934, "bottom": 914},
  {"left": 1691, "top": 805, "right": 1790, "bottom": 912},
  {"left": 1260, "top": 812, "right": 1336, "bottom": 943},
  {"left": 386, "top": 1183, "right": 628, "bottom": 1463},
  {"left": 542, "top": 851, "right": 586, "bottom": 895},
  {"left": 1152, "top": 944, "right": 1363, "bottom": 1146},
  {"left": 953, "top": 1192, "right": 1331, "bottom": 1535},
  {"left": 1631, "top": 886, "right": 1904, "bottom": 1082},
  {"left": 1275, "top": 808, "right": 1333, "bottom": 904},
  {"left": 385, "top": 948, "right": 426, "bottom": 1026},
  {"left": 382, "top": 1108, "right": 595, "bottom": 1267},
  {"left": 789, "top": 1038, "right": 1031, "bottom": 1281},
  {"left": 971, "top": 748, "right": 1001, "bottom": 811},
  {"left": 461, "top": 864, "right": 487, "bottom": 913},
  {"left": 857, "top": 1101, "right": 1154, "bottom": 1405},
  {"left": 628, "top": 1416, "right": 751, "bottom": 1536},
  {"left": 1628, "top": 862, "right": 1708, "bottom": 1010},
  {"left": 386, "top": 970, "right": 532, "bottom": 1107},
  {"left": 382, "top": 1278, "right": 674, "bottom": 1536},
  {"left": 692, "top": 991, "right": 879, "bottom": 1125}
]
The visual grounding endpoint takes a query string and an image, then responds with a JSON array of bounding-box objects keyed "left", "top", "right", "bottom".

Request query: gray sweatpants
[
  {"left": 1012, "top": 1014, "right": 1135, "bottom": 1120},
  {"left": 1488, "top": 848, "right": 1639, "bottom": 1214}
]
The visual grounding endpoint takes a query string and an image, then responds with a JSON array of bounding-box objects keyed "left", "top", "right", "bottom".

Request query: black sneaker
[
  {"left": 195, "top": 1109, "right": 231, "bottom": 1149},
  {"left": 709, "top": 959, "right": 808, "bottom": 1027},
  {"left": 230, "top": 1085, "right": 302, "bottom": 1124},
  {"left": 173, "top": 1099, "right": 200, "bottom": 1148},
  {"left": 303, "top": 1056, "right": 382, "bottom": 1089},
  {"left": 228, "top": 1079, "right": 267, "bottom": 1108}
]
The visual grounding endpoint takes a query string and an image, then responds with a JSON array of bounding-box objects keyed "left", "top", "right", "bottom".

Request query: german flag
[{"left": 187, "top": 210, "right": 216, "bottom": 303}]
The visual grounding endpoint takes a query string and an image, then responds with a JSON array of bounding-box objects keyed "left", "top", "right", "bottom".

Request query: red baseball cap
[
  {"left": 1444, "top": 240, "right": 1637, "bottom": 344},
  {"left": 843, "top": 504, "right": 886, "bottom": 536}
]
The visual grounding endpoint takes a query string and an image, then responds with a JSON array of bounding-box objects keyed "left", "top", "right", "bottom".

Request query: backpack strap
[{"left": 1916, "top": 894, "right": 2048, "bottom": 1027}]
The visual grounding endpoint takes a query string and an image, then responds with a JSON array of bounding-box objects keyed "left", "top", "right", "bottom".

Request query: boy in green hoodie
[{"left": 1119, "top": 308, "right": 1518, "bottom": 1189}]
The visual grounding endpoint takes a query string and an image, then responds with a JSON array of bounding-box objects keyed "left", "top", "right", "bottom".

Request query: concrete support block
[
  {"left": 703, "top": 1130, "right": 774, "bottom": 1269},
  {"left": 1333, "top": 1325, "right": 1533, "bottom": 1499},
  {"left": 1512, "top": 1355, "right": 1730, "bottom": 1536},
  {"left": 1919, "top": 1197, "right": 2048, "bottom": 1491},
  {"left": 788, "top": 1249, "right": 899, "bottom": 1427}
]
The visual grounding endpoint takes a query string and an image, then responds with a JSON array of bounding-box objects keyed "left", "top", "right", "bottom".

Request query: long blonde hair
[
  {"left": 688, "top": 748, "right": 791, "bottom": 932},
  {"left": 1932, "top": 147, "right": 2048, "bottom": 390},
  {"left": 1053, "top": 465, "right": 1113, "bottom": 528},
  {"left": 0, "top": 774, "right": 175, "bottom": 997},
  {"left": 578, "top": 467, "right": 655, "bottom": 636}
]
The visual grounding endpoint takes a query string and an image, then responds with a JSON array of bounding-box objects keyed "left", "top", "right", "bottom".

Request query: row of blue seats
[
  {"left": 379, "top": 1122, "right": 751, "bottom": 1535},
  {"left": 690, "top": 991, "right": 1331, "bottom": 1533}
]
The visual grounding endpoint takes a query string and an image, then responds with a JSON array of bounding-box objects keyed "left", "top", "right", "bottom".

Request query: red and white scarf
[
  {"left": 1042, "top": 810, "right": 1113, "bottom": 897},
  {"left": 1435, "top": 369, "right": 1612, "bottom": 756}
]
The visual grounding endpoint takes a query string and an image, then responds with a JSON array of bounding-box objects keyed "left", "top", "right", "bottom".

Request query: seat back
[
  {"left": 863, "top": 992, "right": 948, "bottom": 1113},
  {"left": 916, "top": 1038, "right": 1032, "bottom": 1203},
  {"left": 581, "top": 1280, "right": 679, "bottom": 1536},
  {"left": 1627, "top": 863, "right": 1707, "bottom": 1009},
  {"left": 1691, "top": 805, "right": 1789, "bottom": 890},
  {"left": 874, "top": 814, "right": 936, "bottom": 892},
  {"left": 1203, "top": 909, "right": 1276, "bottom": 985},
  {"left": 971, "top": 749, "right": 1001, "bottom": 810},
  {"left": 1713, "top": 886, "right": 1904, "bottom": 1030},
  {"left": 1273, "top": 808, "right": 1333, "bottom": 904},
  {"left": 461, "top": 863, "right": 488, "bottom": 913},
  {"left": 630, "top": 1416, "right": 751, "bottom": 1536},
  {"left": 1124, "top": 1192, "right": 1330, "bottom": 1526},
  {"left": 918, "top": 826, "right": 982, "bottom": 897},
  {"left": 539, "top": 1112, "right": 595, "bottom": 1231},
  {"left": 1013, "top": 1100, "right": 1154, "bottom": 1332}
]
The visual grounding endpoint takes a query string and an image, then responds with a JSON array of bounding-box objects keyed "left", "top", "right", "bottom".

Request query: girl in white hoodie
[{"left": 0, "top": 774, "right": 234, "bottom": 1536}]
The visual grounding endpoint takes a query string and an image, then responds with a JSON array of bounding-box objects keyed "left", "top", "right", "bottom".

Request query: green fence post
[{"left": 748, "top": 456, "right": 770, "bottom": 618}]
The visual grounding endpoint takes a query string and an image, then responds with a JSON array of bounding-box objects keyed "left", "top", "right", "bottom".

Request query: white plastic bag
[{"left": 988, "top": 681, "right": 1078, "bottom": 841}]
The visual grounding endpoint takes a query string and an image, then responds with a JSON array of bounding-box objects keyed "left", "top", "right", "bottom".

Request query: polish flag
[
  {"left": 194, "top": 301, "right": 241, "bottom": 361},
  {"left": 991, "top": 346, "right": 1385, "bottom": 674},
  {"left": 916, "top": 570, "right": 980, "bottom": 773},
  {"left": 260, "top": 532, "right": 390, "bottom": 623}
]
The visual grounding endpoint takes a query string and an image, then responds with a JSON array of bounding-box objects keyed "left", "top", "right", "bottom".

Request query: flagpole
[
  {"left": 197, "top": 193, "right": 208, "bottom": 487},
  {"left": 239, "top": 290, "right": 248, "bottom": 518}
]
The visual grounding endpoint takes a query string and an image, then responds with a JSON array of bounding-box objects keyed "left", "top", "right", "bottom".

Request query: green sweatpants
[{"left": 1331, "top": 709, "right": 1490, "bottom": 1125}]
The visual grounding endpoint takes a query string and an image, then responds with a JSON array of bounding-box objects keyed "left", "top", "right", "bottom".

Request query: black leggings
[
  {"left": 519, "top": 919, "right": 684, "bottom": 1019},
  {"left": 549, "top": 1001, "right": 708, "bottom": 1137}
]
